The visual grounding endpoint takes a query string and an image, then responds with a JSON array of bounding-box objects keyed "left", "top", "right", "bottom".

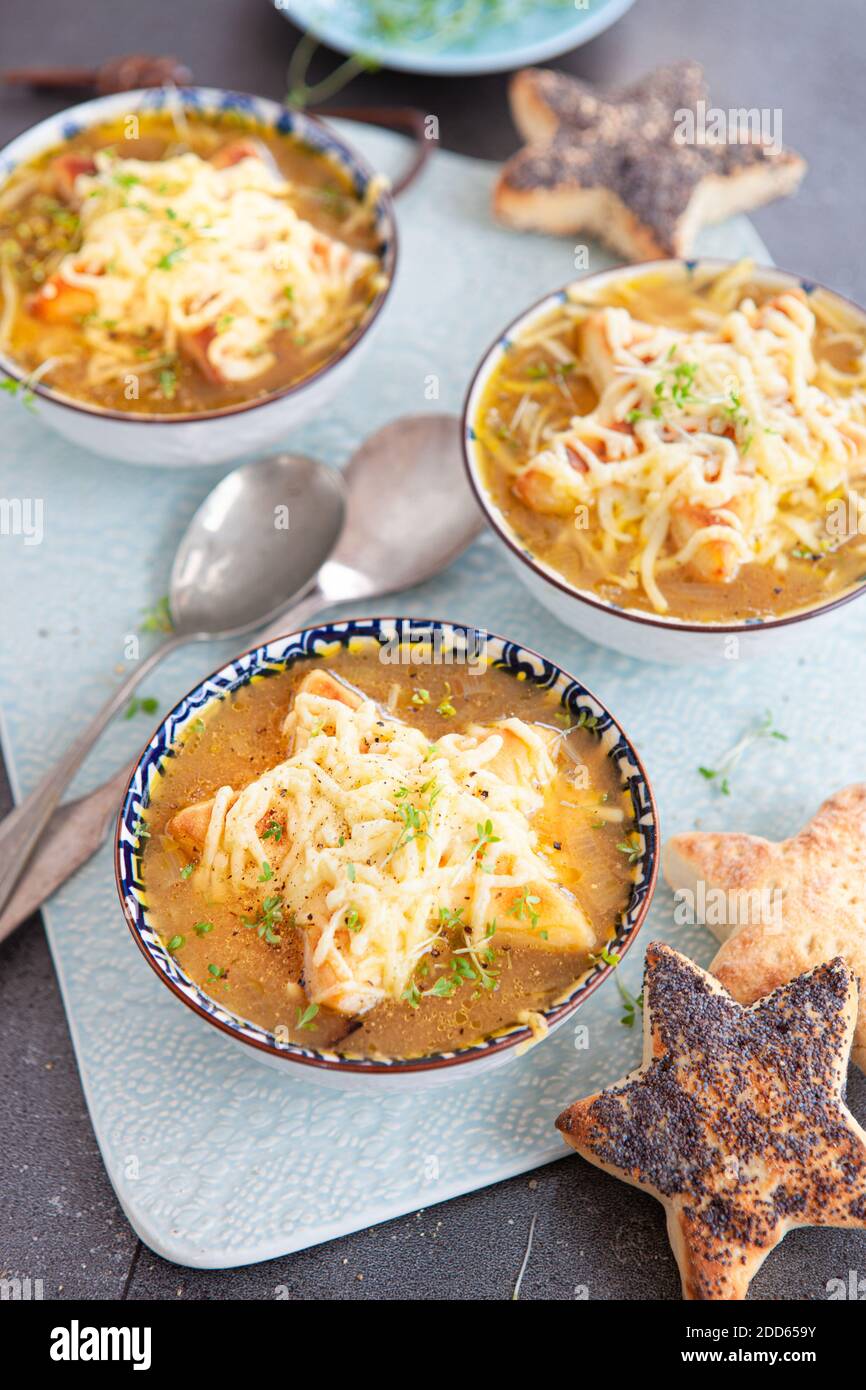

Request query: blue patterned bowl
[
  {"left": 115, "top": 617, "right": 658, "bottom": 1091},
  {"left": 0, "top": 86, "right": 396, "bottom": 468}
]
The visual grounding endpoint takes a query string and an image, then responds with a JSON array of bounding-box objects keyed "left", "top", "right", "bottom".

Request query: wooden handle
[
  {"left": 0, "top": 61, "right": 432, "bottom": 198},
  {"left": 0, "top": 764, "right": 135, "bottom": 945},
  {"left": 319, "top": 105, "right": 435, "bottom": 197},
  {"left": 2, "top": 54, "right": 191, "bottom": 93},
  {"left": 3, "top": 66, "right": 99, "bottom": 87}
]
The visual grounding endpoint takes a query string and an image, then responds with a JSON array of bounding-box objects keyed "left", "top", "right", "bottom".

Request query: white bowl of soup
[
  {"left": 464, "top": 260, "right": 866, "bottom": 664},
  {"left": 116, "top": 617, "right": 658, "bottom": 1092},
  {"left": 0, "top": 87, "right": 395, "bottom": 467}
]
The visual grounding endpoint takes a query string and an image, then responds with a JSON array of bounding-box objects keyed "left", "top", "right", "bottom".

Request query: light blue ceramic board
[{"left": 2, "top": 126, "right": 862, "bottom": 1268}]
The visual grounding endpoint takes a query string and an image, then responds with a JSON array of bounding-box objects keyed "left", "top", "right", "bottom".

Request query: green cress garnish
[
  {"left": 402, "top": 982, "right": 422, "bottom": 1009},
  {"left": 140, "top": 595, "right": 173, "bottom": 633},
  {"left": 617, "top": 836, "right": 642, "bottom": 865},
  {"left": 469, "top": 819, "right": 500, "bottom": 866},
  {"left": 296, "top": 1003, "right": 318, "bottom": 1030},
  {"left": 0, "top": 378, "right": 36, "bottom": 410},
  {"left": 698, "top": 710, "right": 788, "bottom": 796},
  {"left": 428, "top": 973, "right": 458, "bottom": 999},
  {"left": 438, "top": 905, "right": 464, "bottom": 930},
  {"left": 721, "top": 383, "right": 754, "bottom": 453},
  {"left": 167, "top": 935, "right": 184, "bottom": 953},
  {"left": 258, "top": 860, "right": 274, "bottom": 882},
  {"left": 242, "top": 895, "right": 283, "bottom": 945},
  {"left": 263, "top": 822, "right": 283, "bottom": 842},
  {"left": 158, "top": 367, "right": 178, "bottom": 400},
  {"left": 436, "top": 683, "right": 457, "bottom": 717},
  {"left": 627, "top": 358, "right": 700, "bottom": 425},
  {"left": 616, "top": 976, "right": 644, "bottom": 1029},
  {"left": 591, "top": 945, "right": 621, "bottom": 968},
  {"left": 179, "top": 863, "right": 194, "bottom": 880},
  {"left": 156, "top": 242, "right": 186, "bottom": 271},
  {"left": 193, "top": 921, "right": 213, "bottom": 937},
  {"left": 383, "top": 779, "right": 442, "bottom": 867},
  {"left": 404, "top": 910, "right": 500, "bottom": 1007},
  {"left": 124, "top": 695, "right": 159, "bottom": 719},
  {"left": 509, "top": 889, "right": 540, "bottom": 928},
  {"left": 450, "top": 934, "right": 499, "bottom": 993}
]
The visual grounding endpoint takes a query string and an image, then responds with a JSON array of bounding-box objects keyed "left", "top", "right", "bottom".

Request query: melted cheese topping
[
  {"left": 53, "top": 149, "right": 378, "bottom": 385},
  {"left": 509, "top": 275, "right": 866, "bottom": 612},
  {"left": 195, "top": 688, "right": 564, "bottom": 1015}
]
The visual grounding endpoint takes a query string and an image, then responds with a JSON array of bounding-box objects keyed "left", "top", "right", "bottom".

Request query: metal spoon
[
  {"left": 0, "top": 413, "right": 482, "bottom": 940},
  {"left": 0, "top": 450, "right": 346, "bottom": 922}
]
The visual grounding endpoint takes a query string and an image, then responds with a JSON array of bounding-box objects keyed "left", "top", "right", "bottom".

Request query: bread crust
[
  {"left": 663, "top": 785, "right": 866, "bottom": 1071},
  {"left": 494, "top": 63, "right": 806, "bottom": 259},
  {"left": 556, "top": 942, "right": 866, "bottom": 1299}
]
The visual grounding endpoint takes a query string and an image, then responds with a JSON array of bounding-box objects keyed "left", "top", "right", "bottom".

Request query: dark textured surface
[
  {"left": 2, "top": 0, "right": 865, "bottom": 1302},
  {"left": 0, "top": 758, "right": 138, "bottom": 1300}
]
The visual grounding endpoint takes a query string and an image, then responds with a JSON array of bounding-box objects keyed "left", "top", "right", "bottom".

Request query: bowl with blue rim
[{"left": 115, "top": 616, "right": 659, "bottom": 1092}]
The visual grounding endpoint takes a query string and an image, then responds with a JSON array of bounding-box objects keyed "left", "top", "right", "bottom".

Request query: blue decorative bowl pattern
[{"left": 115, "top": 617, "right": 659, "bottom": 1082}]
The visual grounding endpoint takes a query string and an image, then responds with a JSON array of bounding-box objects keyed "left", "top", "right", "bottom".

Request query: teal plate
[
  {"left": 1, "top": 125, "right": 821, "bottom": 1272},
  {"left": 273, "top": 0, "right": 636, "bottom": 75}
]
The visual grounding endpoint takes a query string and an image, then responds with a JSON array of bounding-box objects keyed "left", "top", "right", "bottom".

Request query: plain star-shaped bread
[
  {"left": 494, "top": 62, "right": 806, "bottom": 260},
  {"left": 556, "top": 942, "right": 866, "bottom": 1300},
  {"left": 663, "top": 785, "right": 866, "bottom": 1072}
]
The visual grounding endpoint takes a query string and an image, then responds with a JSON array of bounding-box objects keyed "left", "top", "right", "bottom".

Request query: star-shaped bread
[
  {"left": 556, "top": 941, "right": 866, "bottom": 1300},
  {"left": 664, "top": 785, "right": 866, "bottom": 1073},
  {"left": 494, "top": 62, "right": 806, "bottom": 260}
]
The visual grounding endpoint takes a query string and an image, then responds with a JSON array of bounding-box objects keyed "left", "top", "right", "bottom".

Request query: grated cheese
[
  {"left": 55, "top": 148, "right": 379, "bottom": 385},
  {"left": 509, "top": 271, "right": 866, "bottom": 613},
  {"left": 194, "top": 687, "right": 566, "bottom": 1016}
]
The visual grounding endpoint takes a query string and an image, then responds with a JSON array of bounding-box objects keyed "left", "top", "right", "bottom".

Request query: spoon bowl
[
  {"left": 171, "top": 454, "right": 346, "bottom": 638},
  {"left": 319, "top": 414, "right": 484, "bottom": 603},
  {"left": 0, "top": 413, "right": 482, "bottom": 932}
]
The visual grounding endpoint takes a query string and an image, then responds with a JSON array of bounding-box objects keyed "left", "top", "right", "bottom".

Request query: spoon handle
[
  {"left": 251, "top": 582, "right": 328, "bottom": 646},
  {"left": 0, "top": 633, "right": 187, "bottom": 920},
  {"left": 0, "top": 585, "right": 332, "bottom": 940}
]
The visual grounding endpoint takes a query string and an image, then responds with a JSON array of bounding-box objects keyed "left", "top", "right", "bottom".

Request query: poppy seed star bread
[
  {"left": 663, "top": 784, "right": 866, "bottom": 1071},
  {"left": 494, "top": 63, "right": 806, "bottom": 260},
  {"left": 556, "top": 942, "right": 866, "bottom": 1300}
]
